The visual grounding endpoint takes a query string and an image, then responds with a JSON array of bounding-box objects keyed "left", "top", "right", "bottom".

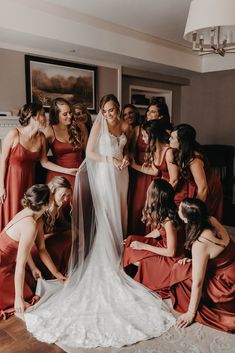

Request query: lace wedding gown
[{"left": 23, "top": 115, "right": 175, "bottom": 350}]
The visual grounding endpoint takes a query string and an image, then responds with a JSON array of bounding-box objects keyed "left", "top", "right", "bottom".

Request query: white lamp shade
[{"left": 184, "top": 0, "right": 235, "bottom": 43}]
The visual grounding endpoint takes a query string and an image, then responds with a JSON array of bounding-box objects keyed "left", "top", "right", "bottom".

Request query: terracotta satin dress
[
  {"left": 46, "top": 127, "right": 83, "bottom": 190},
  {"left": 0, "top": 131, "right": 41, "bottom": 231},
  {"left": 0, "top": 224, "right": 39, "bottom": 319},
  {"left": 128, "top": 127, "right": 155, "bottom": 235},
  {"left": 123, "top": 225, "right": 185, "bottom": 298},
  {"left": 174, "top": 156, "right": 223, "bottom": 220},
  {"left": 170, "top": 239, "right": 235, "bottom": 332}
]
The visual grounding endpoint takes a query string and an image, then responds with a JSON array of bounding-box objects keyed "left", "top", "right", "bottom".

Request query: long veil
[{"left": 23, "top": 112, "right": 175, "bottom": 349}]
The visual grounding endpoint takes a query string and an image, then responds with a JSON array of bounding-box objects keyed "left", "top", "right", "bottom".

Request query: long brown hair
[
  {"left": 142, "top": 179, "right": 180, "bottom": 229},
  {"left": 180, "top": 198, "right": 217, "bottom": 250},
  {"left": 49, "top": 97, "right": 82, "bottom": 148}
]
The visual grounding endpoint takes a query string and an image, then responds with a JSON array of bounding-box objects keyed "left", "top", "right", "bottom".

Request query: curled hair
[
  {"left": 142, "top": 179, "right": 180, "bottom": 229},
  {"left": 99, "top": 94, "right": 120, "bottom": 113},
  {"left": 21, "top": 184, "right": 50, "bottom": 211},
  {"left": 142, "top": 119, "right": 170, "bottom": 166},
  {"left": 180, "top": 198, "right": 217, "bottom": 250},
  {"left": 120, "top": 104, "right": 141, "bottom": 127},
  {"left": 49, "top": 97, "right": 82, "bottom": 148},
  {"left": 172, "top": 124, "right": 204, "bottom": 177},
  {"left": 18, "top": 102, "right": 43, "bottom": 126},
  {"left": 44, "top": 176, "right": 72, "bottom": 232}
]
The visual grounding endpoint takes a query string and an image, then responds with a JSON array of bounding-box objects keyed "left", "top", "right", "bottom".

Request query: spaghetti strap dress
[
  {"left": 128, "top": 126, "right": 155, "bottom": 235},
  {"left": 174, "top": 155, "right": 223, "bottom": 220},
  {"left": 46, "top": 126, "right": 83, "bottom": 190},
  {"left": 170, "top": 238, "right": 235, "bottom": 332},
  {"left": 123, "top": 225, "right": 185, "bottom": 298},
  {"left": 0, "top": 217, "right": 40, "bottom": 320},
  {"left": 0, "top": 130, "right": 41, "bottom": 231}
]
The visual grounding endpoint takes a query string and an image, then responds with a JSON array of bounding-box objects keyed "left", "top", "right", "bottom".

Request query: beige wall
[
  {"left": 181, "top": 70, "right": 235, "bottom": 146},
  {"left": 0, "top": 48, "right": 118, "bottom": 114}
]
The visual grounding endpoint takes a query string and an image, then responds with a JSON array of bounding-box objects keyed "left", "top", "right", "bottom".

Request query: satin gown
[
  {"left": 128, "top": 127, "right": 154, "bottom": 235},
  {"left": 174, "top": 156, "right": 223, "bottom": 220},
  {"left": 0, "top": 229, "right": 39, "bottom": 320},
  {"left": 123, "top": 225, "right": 185, "bottom": 298},
  {"left": 170, "top": 239, "right": 235, "bottom": 332},
  {"left": 46, "top": 127, "right": 83, "bottom": 190},
  {"left": 0, "top": 131, "right": 41, "bottom": 231}
]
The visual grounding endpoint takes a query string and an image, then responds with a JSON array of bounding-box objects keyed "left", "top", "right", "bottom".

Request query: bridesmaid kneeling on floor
[
  {"left": 123, "top": 178, "right": 185, "bottom": 298},
  {"left": 171, "top": 198, "right": 235, "bottom": 332},
  {"left": 30, "top": 176, "right": 72, "bottom": 282},
  {"left": 0, "top": 184, "right": 66, "bottom": 319}
]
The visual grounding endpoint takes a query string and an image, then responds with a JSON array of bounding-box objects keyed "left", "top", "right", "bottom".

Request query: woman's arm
[
  {"left": 131, "top": 159, "right": 160, "bottom": 176},
  {"left": 165, "top": 148, "right": 179, "bottom": 188},
  {"left": 130, "top": 221, "right": 177, "bottom": 257},
  {"left": 190, "top": 158, "right": 208, "bottom": 202},
  {"left": 14, "top": 221, "right": 37, "bottom": 313},
  {"left": 27, "top": 253, "right": 42, "bottom": 280},
  {"left": 35, "top": 220, "right": 66, "bottom": 283},
  {"left": 40, "top": 134, "right": 77, "bottom": 176},
  {"left": 0, "top": 129, "right": 17, "bottom": 203},
  {"left": 176, "top": 241, "right": 209, "bottom": 328}
]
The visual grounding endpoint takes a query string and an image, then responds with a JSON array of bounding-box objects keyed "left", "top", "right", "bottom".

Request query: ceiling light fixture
[{"left": 184, "top": 0, "right": 235, "bottom": 56}]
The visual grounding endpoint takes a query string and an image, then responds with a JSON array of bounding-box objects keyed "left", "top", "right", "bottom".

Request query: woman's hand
[
  {"left": 178, "top": 257, "right": 192, "bottom": 265},
  {"left": 130, "top": 241, "right": 146, "bottom": 250},
  {"left": 31, "top": 267, "right": 42, "bottom": 280},
  {"left": 14, "top": 297, "right": 30, "bottom": 313},
  {"left": 175, "top": 311, "right": 195, "bottom": 328},
  {"left": 120, "top": 156, "right": 130, "bottom": 170},
  {"left": 66, "top": 168, "right": 78, "bottom": 176},
  {"left": 0, "top": 186, "right": 6, "bottom": 204},
  {"left": 112, "top": 157, "right": 123, "bottom": 170},
  {"left": 54, "top": 271, "right": 67, "bottom": 284}
]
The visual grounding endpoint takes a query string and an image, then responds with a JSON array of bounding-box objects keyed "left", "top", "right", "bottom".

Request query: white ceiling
[
  {"left": 46, "top": 0, "right": 192, "bottom": 48},
  {"left": 1, "top": 0, "right": 235, "bottom": 73}
]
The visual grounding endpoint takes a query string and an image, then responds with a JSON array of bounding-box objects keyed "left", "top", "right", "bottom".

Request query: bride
[{"left": 23, "top": 94, "right": 175, "bottom": 350}]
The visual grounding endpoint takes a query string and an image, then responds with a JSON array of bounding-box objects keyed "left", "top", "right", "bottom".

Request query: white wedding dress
[{"left": 23, "top": 114, "right": 175, "bottom": 350}]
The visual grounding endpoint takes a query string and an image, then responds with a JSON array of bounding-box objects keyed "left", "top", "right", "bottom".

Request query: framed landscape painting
[{"left": 25, "top": 55, "right": 97, "bottom": 113}]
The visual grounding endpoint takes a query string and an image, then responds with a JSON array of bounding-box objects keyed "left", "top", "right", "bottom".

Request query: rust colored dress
[
  {"left": 0, "top": 225, "right": 39, "bottom": 320},
  {"left": 46, "top": 126, "right": 84, "bottom": 190},
  {"left": 0, "top": 131, "right": 41, "bottom": 231},
  {"left": 174, "top": 156, "right": 223, "bottom": 221},
  {"left": 30, "top": 222, "right": 72, "bottom": 280},
  {"left": 128, "top": 127, "right": 154, "bottom": 235},
  {"left": 170, "top": 239, "right": 235, "bottom": 332},
  {"left": 123, "top": 225, "right": 185, "bottom": 298}
]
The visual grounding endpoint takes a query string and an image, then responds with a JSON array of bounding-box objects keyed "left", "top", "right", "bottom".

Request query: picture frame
[{"left": 25, "top": 55, "right": 97, "bottom": 113}]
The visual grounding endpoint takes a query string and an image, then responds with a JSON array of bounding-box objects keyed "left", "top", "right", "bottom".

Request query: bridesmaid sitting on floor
[
  {"left": 171, "top": 198, "right": 235, "bottom": 332},
  {"left": 123, "top": 179, "right": 185, "bottom": 298},
  {"left": 0, "top": 102, "right": 78, "bottom": 231},
  {"left": 30, "top": 176, "right": 72, "bottom": 281},
  {"left": 0, "top": 184, "right": 66, "bottom": 319}
]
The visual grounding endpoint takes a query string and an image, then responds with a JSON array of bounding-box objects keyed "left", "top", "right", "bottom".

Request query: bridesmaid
[
  {"left": 123, "top": 179, "right": 184, "bottom": 298},
  {"left": 74, "top": 103, "right": 93, "bottom": 135},
  {"left": 44, "top": 98, "right": 88, "bottom": 189},
  {"left": 30, "top": 176, "right": 72, "bottom": 280},
  {"left": 171, "top": 198, "right": 235, "bottom": 332},
  {"left": 120, "top": 104, "right": 141, "bottom": 128},
  {"left": 169, "top": 124, "right": 223, "bottom": 220},
  {"left": 128, "top": 119, "right": 178, "bottom": 234},
  {"left": 0, "top": 184, "right": 66, "bottom": 319},
  {"left": 0, "top": 102, "right": 78, "bottom": 231}
]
